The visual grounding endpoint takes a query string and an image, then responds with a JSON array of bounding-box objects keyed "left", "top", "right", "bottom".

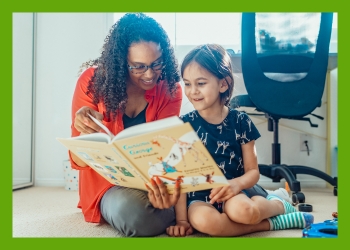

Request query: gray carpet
[{"left": 12, "top": 186, "right": 337, "bottom": 238}]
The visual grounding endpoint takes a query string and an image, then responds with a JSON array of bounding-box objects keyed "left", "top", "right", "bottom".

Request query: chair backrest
[{"left": 241, "top": 13, "right": 333, "bottom": 118}]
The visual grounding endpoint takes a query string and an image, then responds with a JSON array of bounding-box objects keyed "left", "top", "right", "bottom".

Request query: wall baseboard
[
  {"left": 34, "top": 178, "right": 66, "bottom": 187},
  {"left": 13, "top": 178, "right": 32, "bottom": 186}
]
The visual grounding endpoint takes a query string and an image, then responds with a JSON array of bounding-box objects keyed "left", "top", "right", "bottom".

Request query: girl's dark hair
[
  {"left": 180, "top": 44, "right": 234, "bottom": 106},
  {"left": 80, "top": 13, "right": 180, "bottom": 120}
]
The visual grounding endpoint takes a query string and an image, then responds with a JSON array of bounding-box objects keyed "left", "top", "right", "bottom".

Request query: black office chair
[{"left": 230, "top": 13, "right": 337, "bottom": 203}]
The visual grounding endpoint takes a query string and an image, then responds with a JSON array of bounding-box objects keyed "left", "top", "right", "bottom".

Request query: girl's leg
[
  {"left": 188, "top": 202, "right": 314, "bottom": 237},
  {"left": 188, "top": 201, "right": 270, "bottom": 237},
  {"left": 100, "top": 186, "right": 175, "bottom": 237},
  {"left": 224, "top": 193, "right": 296, "bottom": 224}
]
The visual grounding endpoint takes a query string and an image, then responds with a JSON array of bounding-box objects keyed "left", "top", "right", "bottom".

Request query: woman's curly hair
[{"left": 79, "top": 13, "right": 180, "bottom": 121}]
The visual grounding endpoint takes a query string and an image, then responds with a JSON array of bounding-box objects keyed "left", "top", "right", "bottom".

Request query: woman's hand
[
  {"left": 209, "top": 179, "right": 242, "bottom": 204},
  {"left": 74, "top": 106, "right": 104, "bottom": 134},
  {"left": 145, "top": 176, "right": 181, "bottom": 209},
  {"left": 166, "top": 220, "right": 193, "bottom": 237}
]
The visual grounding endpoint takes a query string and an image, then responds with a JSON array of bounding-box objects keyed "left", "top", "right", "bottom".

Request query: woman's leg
[
  {"left": 188, "top": 201, "right": 270, "bottom": 237},
  {"left": 100, "top": 186, "right": 175, "bottom": 237}
]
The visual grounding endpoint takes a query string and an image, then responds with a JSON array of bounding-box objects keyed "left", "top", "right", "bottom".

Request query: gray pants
[{"left": 100, "top": 186, "right": 176, "bottom": 237}]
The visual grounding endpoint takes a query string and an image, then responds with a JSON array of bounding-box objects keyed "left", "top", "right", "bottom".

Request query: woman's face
[{"left": 127, "top": 41, "right": 163, "bottom": 91}]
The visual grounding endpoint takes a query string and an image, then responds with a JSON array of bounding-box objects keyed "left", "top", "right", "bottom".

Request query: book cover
[{"left": 57, "top": 116, "right": 229, "bottom": 194}]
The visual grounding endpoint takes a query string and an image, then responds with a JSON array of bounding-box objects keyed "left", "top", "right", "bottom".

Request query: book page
[
  {"left": 63, "top": 132, "right": 111, "bottom": 143},
  {"left": 113, "top": 116, "right": 183, "bottom": 141},
  {"left": 88, "top": 114, "right": 115, "bottom": 138},
  {"left": 113, "top": 122, "right": 229, "bottom": 194},
  {"left": 57, "top": 138, "right": 147, "bottom": 191}
]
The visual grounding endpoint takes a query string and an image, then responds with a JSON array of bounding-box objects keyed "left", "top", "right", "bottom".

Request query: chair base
[{"left": 259, "top": 164, "right": 338, "bottom": 203}]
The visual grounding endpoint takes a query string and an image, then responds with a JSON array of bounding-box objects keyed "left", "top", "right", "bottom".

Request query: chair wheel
[
  {"left": 333, "top": 187, "right": 337, "bottom": 196},
  {"left": 292, "top": 192, "right": 305, "bottom": 204}
]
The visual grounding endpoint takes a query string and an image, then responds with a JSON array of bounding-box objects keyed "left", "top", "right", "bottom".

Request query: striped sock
[
  {"left": 268, "top": 212, "right": 314, "bottom": 230},
  {"left": 267, "top": 194, "right": 297, "bottom": 214}
]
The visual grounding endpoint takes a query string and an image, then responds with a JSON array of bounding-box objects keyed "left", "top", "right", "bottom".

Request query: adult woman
[{"left": 70, "top": 13, "right": 182, "bottom": 237}]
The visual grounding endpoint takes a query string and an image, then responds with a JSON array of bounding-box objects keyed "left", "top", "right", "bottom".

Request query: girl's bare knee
[
  {"left": 189, "top": 210, "right": 223, "bottom": 235},
  {"left": 247, "top": 203, "right": 261, "bottom": 224},
  {"left": 190, "top": 212, "right": 212, "bottom": 232},
  {"left": 226, "top": 202, "right": 261, "bottom": 224}
]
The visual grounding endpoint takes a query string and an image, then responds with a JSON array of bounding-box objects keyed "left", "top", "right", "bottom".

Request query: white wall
[
  {"left": 13, "top": 13, "right": 34, "bottom": 187},
  {"left": 34, "top": 13, "right": 113, "bottom": 186},
  {"left": 330, "top": 68, "right": 338, "bottom": 178},
  {"left": 26, "top": 13, "right": 337, "bottom": 188}
]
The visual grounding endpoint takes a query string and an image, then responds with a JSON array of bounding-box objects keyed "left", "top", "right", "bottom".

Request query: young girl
[{"left": 166, "top": 44, "right": 314, "bottom": 237}]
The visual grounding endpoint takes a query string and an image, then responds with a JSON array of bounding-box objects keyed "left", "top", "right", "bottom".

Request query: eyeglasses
[{"left": 127, "top": 61, "right": 165, "bottom": 75}]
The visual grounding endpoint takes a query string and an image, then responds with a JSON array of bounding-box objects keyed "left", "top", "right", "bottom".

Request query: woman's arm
[{"left": 69, "top": 68, "right": 103, "bottom": 169}]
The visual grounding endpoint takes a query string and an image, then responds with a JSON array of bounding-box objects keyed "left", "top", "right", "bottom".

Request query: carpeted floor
[{"left": 12, "top": 186, "right": 337, "bottom": 238}]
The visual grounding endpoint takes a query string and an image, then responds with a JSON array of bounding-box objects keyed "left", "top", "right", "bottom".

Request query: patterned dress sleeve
[
  {"left": 238, "top": 112, "right": 261, "bottom": 145},
  {"left": 179, "top": 112, "right": 190, "bottom": 123}
]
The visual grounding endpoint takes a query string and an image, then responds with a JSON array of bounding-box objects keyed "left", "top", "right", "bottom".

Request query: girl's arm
[
  {"left": 166, "top": 193, "right": 193, "bottom": 237},
  {"left": 230, "top": 139, "right": 260, "bottom": 190},
  {"left": 209, "top": 140, "right": 260, "bottom": 203}
]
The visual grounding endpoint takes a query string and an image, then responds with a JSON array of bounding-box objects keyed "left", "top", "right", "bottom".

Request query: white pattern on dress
[
  {"left": 215, "top": 141, "right": 224, "bottom": 154},
  {"left": 189, "top": 111, "right": 198, "bottom": 121},
  {"left": 235, "top": 130, "right": 241, "bottom": 140},
  {"left": 217, "top": 125, "right": 223, "bottom": 134},
  {"left": 218, "top": 161, "right": 226, "bottom": 174},
  {"left": 229, "top": 151, "right": 235, "bottom": 164},
  {"left": 247, "top": 118, "right": 252, "bottom": 132},
  {"left": 241, "top": 131, "right": 250, "bottom": 144},
  {"left": 201, "top": 132, "right": 208, "bottom": 146},
  {"left": 237, "top": 111, "right": 245, "bottom": 123},
  {"left": 196, "top": 126, "right": 201, "bottom": 134},
  {"left": 222, "top": 142, "right": 229, "bottom": 154},
  {"left": 188, "top": 192, "right": 196, "bottom": 197},
  {"left": 237, "top": 157, "right": 243, "bottom": 170}
]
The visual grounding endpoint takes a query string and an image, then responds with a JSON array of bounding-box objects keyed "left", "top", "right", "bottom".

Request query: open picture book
[{"left": 57, "top": 116, "right": 229, "bottom": 194}]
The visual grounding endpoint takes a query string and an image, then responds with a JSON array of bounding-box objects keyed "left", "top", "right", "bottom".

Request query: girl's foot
[
  {"left": 268, "top": 212, "right": 314, "bottom": 230},
  {"left": 267, "top": 194, "right": 297, "bottom": 214},
  {"left": 266, "top": 188, "right": 293, "bottom": 204}
]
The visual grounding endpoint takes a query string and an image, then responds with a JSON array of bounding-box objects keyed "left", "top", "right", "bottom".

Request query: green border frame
[{"left": 5, "top": 0, "right": 344, "bottom": 249}]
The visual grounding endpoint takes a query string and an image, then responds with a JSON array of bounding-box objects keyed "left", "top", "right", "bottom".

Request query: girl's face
[
  {"left": 127, "top": 41, "right": 163, "bottom": 91},
  {"left": 183, "top": 61, "right": 228, "bottom": 113}
]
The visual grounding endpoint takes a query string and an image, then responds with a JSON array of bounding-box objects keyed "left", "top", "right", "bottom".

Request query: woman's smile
[{"left": 141, "top": 78, "right": 156, "bottom": 86}]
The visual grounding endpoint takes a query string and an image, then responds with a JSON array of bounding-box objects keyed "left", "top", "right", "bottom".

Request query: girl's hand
[
  {"left": 74, "top": 106, "right": 104, "bottom": 134},
  {"left": 166, "top": 220, "right": 193, "bottom": 237},
  {"left": 209, "top": 179, "right": 242, "bottom": 204},
  {"left": 145, "top": 176, "right": 181, "bottom": 209}
]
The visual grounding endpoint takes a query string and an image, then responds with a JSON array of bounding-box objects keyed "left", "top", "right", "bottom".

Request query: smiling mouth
[
  {"left": 192, "top": 98, "right": 203, "bottom": 101},
  {"left": 142, "top": 79, "right": 154, "bottom": 84}
]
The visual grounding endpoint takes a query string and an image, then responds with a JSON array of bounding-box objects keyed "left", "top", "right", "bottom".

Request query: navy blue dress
[{"left": 180, "top": 109, "right": 262, "bottom": 212}]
